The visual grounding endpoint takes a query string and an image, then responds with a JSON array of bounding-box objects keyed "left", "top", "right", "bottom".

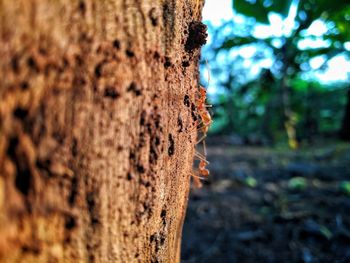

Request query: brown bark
[{"left": 0, "top": 0, "right": 205, "bottom": 262}]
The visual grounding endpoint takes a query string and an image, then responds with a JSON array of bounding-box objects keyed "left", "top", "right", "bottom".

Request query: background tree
[
  {"left": 340, "top": 89, "right": 350, "bottom": 140},
  {"left": 0, "top": 0, "right": 206, "bottom": 262},
  {"left": 205, "top": 0, "right": 350, "bottom": 147}
]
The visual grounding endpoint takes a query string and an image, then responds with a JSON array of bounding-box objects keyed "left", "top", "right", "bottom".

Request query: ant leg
[
  {"left": 192, "top": 173, "right": 205, "bottom": 179},
  {"left": 194, "top": 151, "right": 207, "bottom": 162},
  {"left": 194, "top": 151, "right": 209, "bottom": 164},
  {"left": 203, "top": 140, "right": 207, "bottom": 156},
  {"left": 194, "top": 150, "right": 205, "bottom": 159},
  {"left": 188, "top": 121, "right": 206, "bottom": 135},
  {"left": 196, "top": 134, "right": 207, "bottom": 144}
]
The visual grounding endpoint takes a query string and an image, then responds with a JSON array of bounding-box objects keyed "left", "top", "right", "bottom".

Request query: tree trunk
[{"left": 0, "top": 0, "right": 205, "bottom": 262}]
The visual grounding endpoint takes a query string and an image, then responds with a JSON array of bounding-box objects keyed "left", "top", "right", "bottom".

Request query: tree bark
[{"left": 0, "top": 0, "right": 205, "bottom": 262}]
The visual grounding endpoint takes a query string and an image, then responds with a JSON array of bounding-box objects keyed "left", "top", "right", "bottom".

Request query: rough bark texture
[{"left": 0, "top": 0, "right": 204, "bottom": 262}]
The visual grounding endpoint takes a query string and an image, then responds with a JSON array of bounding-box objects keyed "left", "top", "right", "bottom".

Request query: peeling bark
[{"left": 0, "top": 0, "right": 205, "bottom": 262}]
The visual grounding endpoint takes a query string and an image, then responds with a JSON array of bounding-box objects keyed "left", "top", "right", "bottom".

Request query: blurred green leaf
[
  {"left": 233, "top": 0, "right": 293, "bottom": 24},
  {"left": 245, "top": 176, "right": 258, "bottom": 188},
  {"left": 220, "top": 37, "right": 257, "bottom": 49},
  {"left": 339, "top": 181, "right": 350, "bottom": 196},
  {"left": 288, "top": 177, "right": 307, "bottom": 191},
  {"left": 319, "top": 225, "right": 333, "bottom": 240}
]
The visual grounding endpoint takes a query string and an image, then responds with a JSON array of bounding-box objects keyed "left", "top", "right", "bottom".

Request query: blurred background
[{"left": 182, "top": 0, "right": 350, "bottom": 262}]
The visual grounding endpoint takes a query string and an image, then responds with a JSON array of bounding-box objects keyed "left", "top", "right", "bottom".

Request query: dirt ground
[{"left": 182, "top": 140, "right": 350, "bottom": 263}]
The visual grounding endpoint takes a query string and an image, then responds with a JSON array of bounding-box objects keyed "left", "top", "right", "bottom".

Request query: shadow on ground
[{"left": 182, "top": 140, "right": 350, "bottom": 263}]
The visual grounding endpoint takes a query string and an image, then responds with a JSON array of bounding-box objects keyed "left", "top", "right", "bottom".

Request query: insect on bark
[{"left": 192, "top": 62, "right": 212, "bottom": 188}]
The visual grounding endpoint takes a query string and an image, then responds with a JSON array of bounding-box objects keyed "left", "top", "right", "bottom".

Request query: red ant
[{"left": 191, "top": 83, "right": 212, "bottom": 188}]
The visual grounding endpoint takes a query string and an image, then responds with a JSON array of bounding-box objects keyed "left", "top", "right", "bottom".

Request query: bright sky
[{"left": 202, "top": 0, "right": 350, "bottom": 84}]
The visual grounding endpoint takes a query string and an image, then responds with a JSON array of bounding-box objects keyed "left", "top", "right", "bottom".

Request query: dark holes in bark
[
  {"left": 21, "top": 245, "right": 41, "bottom": 255},
  {"left": 182, "top": 60, "right": 190, "bottom": 67},
  {"left": 13, "top": 107, "right": 28, "bottom": 120},
  {"left": 178, "top": 115, "right": 183, "bottom": 132},
  {"left": 185, "top": 21, "right": 208, "bottom": 53},
  {"left": 127, "top": 172, "right": 133, "bottom": 181},
  {"left": 78, "top": 0, "right": 86, "bottom": 15},
  {"left": 94, "top": 62, "right": 103, "bottom": 78},
  {"left": 159, "top": 236, "right": 165, "bottom": 246},
  {"left": 138, "top": 132, "right": 146, "bottom": 148},
  {"left": 125, "top": 49, "right": 135, "bottom": 58},
  {"left": 36, "top": 159, "right": 52, "bottom": 177},
  {"left": 191, "top": 102, "right": 198, "bottom": 122},
  {"left": 71, "top": 137, "right": 78, "bottom": 157},
  {"left": 149, "top": 7, "right": 159, "bottom": 26},
  {"left": 36, "top": 159, "right": 51, "bottom": 170},
  {"left": 140, "top": 179, "right": 151, "bottom": 188},
  {"left": 75, "top": 54, "right": 84, "bottom": 66},
  {"left": 65, "top": 215, "right": 77, "bottom": 230},
  {"left": 150, "top": 135, "right": 160, "bottom": 164},
  {"left": 140, "top": 110, "right": 147, "bottom": 126},
  {"left": 183, "top": 94, "right": 190, "bottom": 107},
  {"left": 164, "top": 56, "right": 172, "bottom": 68},
  {"left": 160, "top": 209, "right": 166, "bottom": 226},
  {"left": 155, "top": 136, "right": 161, "bottom": 146},
  {"left": 27, "top": 56, "right": 39, "bottom": 72},
  {"left": 68, "top": 176, "right": 78, "bottom": 205},
  {"left": 104, "top": 86, "right": 119, "bottom": 99},
  {"left": 112, "top": 39, "right": 121, "bottom": 50},
  {"left": 153, "top": 51, "right": 161, "bottom": 60},
  {"left": 127, "top": 82, "right": 142, "bottom": 96},
  {"left": 15, "top": 168, "right": 32, "bottom": 197},
  {"left": 86, "top": 192, "right": 100, "bottom": 225},
  {"left": 20, "top": 81, "right": 29, "bottom": 90},
  {"left": 11, "top": 55, "right": 20, "bottom": 73},
  {"left": 129, "top": 151, "right": 136, "bottom": 161},
  {"left": 160, "top": 209, "right": 166, "bottom": 218},
  {"left": 168, "top": 134, "right": 174, "bottom": 156},
  {"left": 59, "top": 58, "right": 69, "bottom": 73},
  {"left": 7, "top": 137, "right": 32, "bottom": 196},
  {"left": 154, "top": 112, "right": 161, "bottom": 129},
  {"left": 150, "top": 232, "right": 166, "bottom": 253},
  {"left": 137, "top": 164, "right": 145, "bottom": 173}
]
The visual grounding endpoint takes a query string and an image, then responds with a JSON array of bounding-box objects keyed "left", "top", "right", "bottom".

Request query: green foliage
[
  {"left": 319, "top": 225, "right": 333, "bottom": 240},
  {"left": 288, "top": 177, "right": 307, "bottom": 191},
  {"left": 233, "top": 0, "right": 292, "bottom": 24},
  {"left": 205, "top": 0, "right": 350, "bottom": 145},
  {"left": 244, "top": 176, "right": 258, "bottom": 187},
  {"left": 339, "top": 181, "right": 350, "bottom": 196}
]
